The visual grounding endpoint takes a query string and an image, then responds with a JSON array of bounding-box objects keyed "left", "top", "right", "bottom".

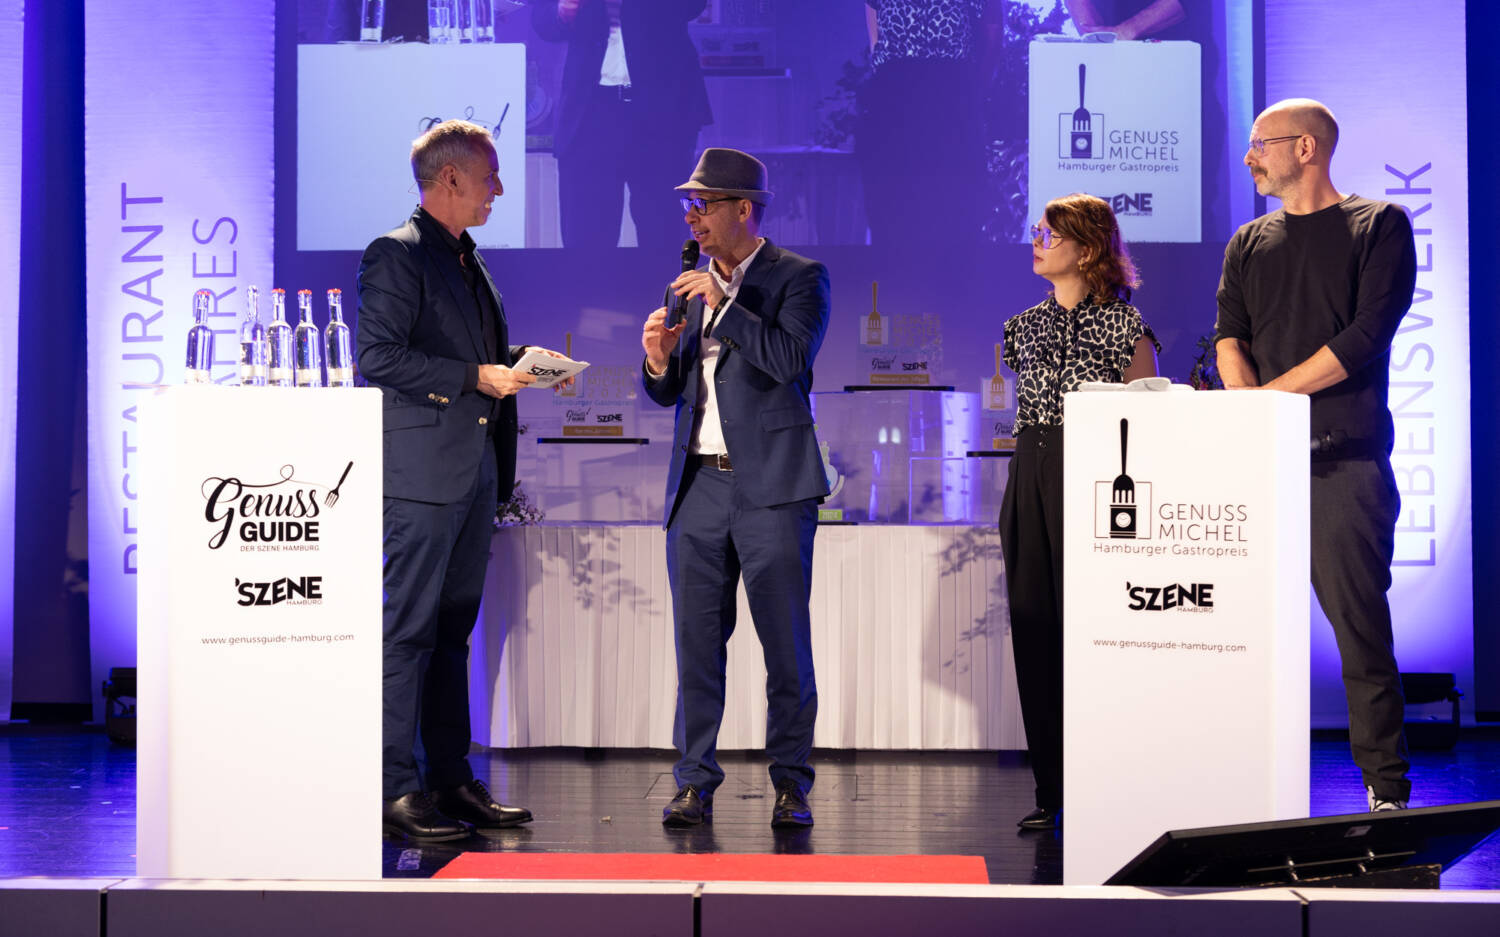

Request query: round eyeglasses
[
  {"left": 1247, "top": 134, "right": 1302, "bottom": 154},
  {"left": 1029, "top": 224, "right": 1068, "bottom": 250}
]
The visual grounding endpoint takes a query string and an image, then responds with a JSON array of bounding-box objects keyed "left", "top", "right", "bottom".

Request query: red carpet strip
[{"left": 434, "top": 852, "right": 989, "bottom": 884}]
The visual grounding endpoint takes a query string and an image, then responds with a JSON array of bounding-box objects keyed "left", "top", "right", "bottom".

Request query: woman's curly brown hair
[{"left": 1044, "top": 193, "right": 1141, "bottom": 303}]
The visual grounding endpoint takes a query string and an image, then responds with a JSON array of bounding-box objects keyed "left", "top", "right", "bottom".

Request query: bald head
[{"left": 1261, "top": 98, "right": 1339, "bottom": 160}]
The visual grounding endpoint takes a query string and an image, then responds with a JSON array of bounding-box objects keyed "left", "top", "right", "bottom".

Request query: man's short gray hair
[{"left": 410, "top": 120, "right": 492, "bottom": 191}]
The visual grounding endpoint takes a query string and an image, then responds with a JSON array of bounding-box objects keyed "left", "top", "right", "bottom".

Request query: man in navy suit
[
  {"left": 358, "top": 120, "right": 568, "bottom": 841},
  {"left": 641, "top": 148, "right": 831, "bottom": 828}
]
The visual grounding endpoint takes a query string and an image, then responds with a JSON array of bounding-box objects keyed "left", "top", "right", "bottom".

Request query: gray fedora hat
[{"left": 674, "top": 147, "right": 774, "bottom": 205}]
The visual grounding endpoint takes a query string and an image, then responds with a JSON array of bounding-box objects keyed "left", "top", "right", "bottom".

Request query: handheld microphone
[{"left": 664, "top": 239, "right": 700, "bottom": 328}]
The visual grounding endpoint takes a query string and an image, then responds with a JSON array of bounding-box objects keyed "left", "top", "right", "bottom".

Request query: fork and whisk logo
[
  {"left": 200, "top": 461, "right": 355, "bottom": 551},
  {"left": 1094, "top": 418, "right": 1151, "bottom": 540}
]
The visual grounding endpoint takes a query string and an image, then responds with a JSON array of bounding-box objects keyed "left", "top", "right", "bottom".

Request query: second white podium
[{"left": 1062, "top": 389, "right": 1310, "bottom": 884}]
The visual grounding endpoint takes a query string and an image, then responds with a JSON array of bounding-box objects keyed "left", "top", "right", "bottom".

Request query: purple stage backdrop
[
  {"left": 0, "top": 0, "right": 21, "bottom": 718},
  {"left": 1266, "top": 0, "right": 1472, "bottom": 723},
  {"left": 69, "top": 0, "right": 1476, "bottom": 727},
  {"left": 83, "top": 0, "right": 275, "bottom": 719}
]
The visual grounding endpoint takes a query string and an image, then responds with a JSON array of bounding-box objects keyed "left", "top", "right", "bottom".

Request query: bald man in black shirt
[{"left": 1216, "top": 98, "right": 1416, "bottom": 812}]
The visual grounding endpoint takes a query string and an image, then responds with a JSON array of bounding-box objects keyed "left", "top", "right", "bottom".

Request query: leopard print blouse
[
  {"left": 867, "top": 0, "right": 985, "bottom": 69},
  {"left": 1002, "top": 295, "right": 1158, "bottom": 434}
]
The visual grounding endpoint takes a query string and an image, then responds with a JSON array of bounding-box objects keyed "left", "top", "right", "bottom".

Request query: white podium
[
  {"left": 137, "top": 386, "right": 382, "bottom": 879},
  {"left": 1062, "top": 389, "right": 1310, "bottom": 885}
]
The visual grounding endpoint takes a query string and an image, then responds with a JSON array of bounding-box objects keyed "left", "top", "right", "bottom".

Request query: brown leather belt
[{"left": 696, "top": 453, "right": 733, "bottom": 472}]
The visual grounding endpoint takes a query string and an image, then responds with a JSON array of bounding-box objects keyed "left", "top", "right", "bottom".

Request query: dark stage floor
[{"left": 2, "top": 725, "right": 1499, "bottom": 888}]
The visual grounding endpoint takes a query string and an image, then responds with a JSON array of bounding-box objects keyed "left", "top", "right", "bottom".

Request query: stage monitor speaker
[
  {"left": 1402, "top": 671, "right": 1463, "bottom": 750},
  {"left": 102, "top": 666, "right": 137, "bottom": 747},
  {"left": 1105, "top": 800, "right": 1500, "bottom": 889}
]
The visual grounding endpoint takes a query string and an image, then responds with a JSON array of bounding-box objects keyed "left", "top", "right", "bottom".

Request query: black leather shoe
[
  {"left": 770, "top": 779, "right": 813, "bottom": 828},
  {"left": 432, "top": 779, "right": 533, "bottom": 829},
  {"left": 662, "top": 784, "right": 712, "bottom": 827},
  {"left": 1018, "top": 807, "right": 1060, "bottom": 830},
  {"left": 382, "top": 791, "right": 471, "bottom": 842}
]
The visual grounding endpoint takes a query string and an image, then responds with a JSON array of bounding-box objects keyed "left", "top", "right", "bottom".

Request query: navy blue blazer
[
  {"left": 643, "top": 240, "right": 832, "bottom": 528},
  {"left": 356, "top": 208, "right": 522, "bottom": 506}
]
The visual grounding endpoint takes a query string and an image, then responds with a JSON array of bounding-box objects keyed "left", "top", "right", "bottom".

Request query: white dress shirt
[
  {"left": 599, "top": 0, "right": 631, "bottom": 87},
  {"left": 691, "top": 238, "right": 766, "bottom": 456}
]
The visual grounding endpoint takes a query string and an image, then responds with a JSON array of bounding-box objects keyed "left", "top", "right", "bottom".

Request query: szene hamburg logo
[
  {"left": 235, "top": 575, "right": 324, "bottom": 607},
  {"left": 1125, "top": 581, "right": 1215, "bottom": 613}
]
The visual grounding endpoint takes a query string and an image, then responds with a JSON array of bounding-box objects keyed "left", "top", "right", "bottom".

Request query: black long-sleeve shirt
[{"left": 1215, "top": 194, "right": 1417, "bottom": 454}]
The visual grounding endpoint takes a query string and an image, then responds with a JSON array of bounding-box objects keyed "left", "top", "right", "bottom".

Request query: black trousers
[
  {"left": 556, "top": 86, "right": 700, "bottom": 251},
  {"left": 997, "top": 426, "right": 1065, "bottom": 810},
  {"left": 1311, "top": 457, "right": 1410, "bottom": 801}
]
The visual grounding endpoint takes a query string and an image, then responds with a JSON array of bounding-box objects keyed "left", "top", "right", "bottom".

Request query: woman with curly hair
[{"left": 999, "top": 193, "right": 1159, "bottom": 830}]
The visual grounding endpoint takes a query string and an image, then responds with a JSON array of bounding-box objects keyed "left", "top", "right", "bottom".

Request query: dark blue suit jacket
[
  {"left": 356, "top": 208, "right": 522, "bottom": 505},
  {"left": 643, "top": 240, "right": 831, "bottom": 528}
]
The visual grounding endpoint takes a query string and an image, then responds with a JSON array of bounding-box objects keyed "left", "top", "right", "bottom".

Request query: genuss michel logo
[
  {"left": 1058, "top": 61, "right": 1182, "bottom": 167},
  {"left": 200, "top": 461, "right": 354, "bottom": 551},
  {"left": 1092, "top": 418, "right": 1251, "bottom": 556}
]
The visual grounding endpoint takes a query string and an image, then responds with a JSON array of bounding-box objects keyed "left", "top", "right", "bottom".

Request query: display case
[
  {"left": 813, "top": 388, "right": 990, "bottom": 523},
  {"left": 522, "top": 437, "right": 666, "bottom": 524}
]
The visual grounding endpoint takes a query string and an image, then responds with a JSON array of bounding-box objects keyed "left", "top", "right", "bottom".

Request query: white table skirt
[{"left": 470, "top": 525, "right": 1024, "bottom": 750}]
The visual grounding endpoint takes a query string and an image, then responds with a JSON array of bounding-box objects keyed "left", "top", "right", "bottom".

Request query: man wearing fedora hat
[{"left": 641, "top": 147, "right": 832, "bottom": 828}]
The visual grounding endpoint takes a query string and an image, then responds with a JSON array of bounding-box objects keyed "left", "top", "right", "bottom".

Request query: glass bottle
[
  {"left": 238, "top": 286, "right": 267, "bottom": 387},
  {"left": 427, "top": 0, "right": 455, "bottom": 44},
  {"left": 324, "top": 288, "right": 355, "bottom": 387},
  {"left": 185, "top": 289, "right": 215, "bottom": 384},
  {"left": 473, "top": 0, "right": 494, "bottom": 42},
  {"left": 266, "top": 288, "right": 295, "bottom": 387},
  {"left": 359, "top": 0, "right": 385, "bottom": 42},
  {"left": 294, "top": 289, "right": 324, "bottom": 387}
]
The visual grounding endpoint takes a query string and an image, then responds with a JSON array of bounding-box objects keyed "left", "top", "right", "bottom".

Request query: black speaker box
[{"left": 1106, "top": 800, "right": 1500, "bottom": 888}]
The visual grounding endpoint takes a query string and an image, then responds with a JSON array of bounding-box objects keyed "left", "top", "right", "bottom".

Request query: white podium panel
[
  {"left": 137, "top": 386, "right": 382, "bottom": 879},
  {"left": 1062, "top": 390, "right": 1310, "bottom": 884}
]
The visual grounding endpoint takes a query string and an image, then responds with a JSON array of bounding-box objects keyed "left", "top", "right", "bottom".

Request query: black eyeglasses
[
  {"left": 681, "top": 195, "right": 740, "bottom": 214},
  {"left": 1247, "top": 134, "right": 1302, "bottom": 154},
  {"left": 1029, "top": 224, "right": 1068, "bottom": 250}
]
